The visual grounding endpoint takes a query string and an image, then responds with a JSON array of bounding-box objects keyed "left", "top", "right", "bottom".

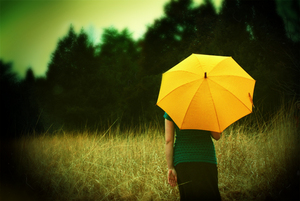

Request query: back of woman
[{"left": 164, "top": 112, "right": 221, "bottom": 200}]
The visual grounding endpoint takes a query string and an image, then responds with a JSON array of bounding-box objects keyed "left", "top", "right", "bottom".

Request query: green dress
[
  {"left": 163, "top": 112, "right": 217, "bottom": 166},
  {"left": 164, "top": 112, "right": 221, "bottom": 201}
]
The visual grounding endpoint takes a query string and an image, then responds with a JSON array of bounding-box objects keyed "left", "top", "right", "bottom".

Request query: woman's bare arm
[
  {"left": 165, "top": 119, "right": 175, "bottom": 169},
  {"left": 165, "top": 119, "right": 177, "bottom": 187}
]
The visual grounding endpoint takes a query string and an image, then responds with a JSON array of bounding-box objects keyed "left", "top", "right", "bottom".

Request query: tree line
[{"left": 1, "top": 0, "right": 299, "bottom": 138}]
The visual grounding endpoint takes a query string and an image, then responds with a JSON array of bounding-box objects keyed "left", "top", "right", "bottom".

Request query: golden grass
[{"left": 13, "top": 104, "right": 299, "bottom": 200}]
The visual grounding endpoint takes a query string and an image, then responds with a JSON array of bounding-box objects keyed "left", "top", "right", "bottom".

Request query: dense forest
[{"left": 1, "top": 0, "right": 299, "bottom": 138}]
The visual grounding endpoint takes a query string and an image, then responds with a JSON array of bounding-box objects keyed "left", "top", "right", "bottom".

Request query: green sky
[
  {"left": 0, "top": 0, "right": 226, "bottom": 79},
  {"left": 0, "top": 0, "right": 172, "bottom": 78}
]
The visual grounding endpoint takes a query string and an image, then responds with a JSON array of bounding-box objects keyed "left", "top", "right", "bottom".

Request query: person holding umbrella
[
  {"left": 165, "top": 112, "right": 222, "bottom": 200},
  {"left": 157, "top": 54, "right": 256, "bottom": 200}
]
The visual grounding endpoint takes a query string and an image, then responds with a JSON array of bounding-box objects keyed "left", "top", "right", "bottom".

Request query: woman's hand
[
  {"left": 211, "top": 131, "right": 222, "bottom": 140},
  {"left": 168, "top": 168, "right": 177, "bottom": 187}
]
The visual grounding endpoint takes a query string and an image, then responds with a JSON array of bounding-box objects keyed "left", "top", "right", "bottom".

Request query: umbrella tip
[{"left": 204, "top": 72, "right": 207, "bottom": 78}]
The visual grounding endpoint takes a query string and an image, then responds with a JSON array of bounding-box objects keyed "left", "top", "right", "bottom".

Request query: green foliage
[
  {"left": 38, "top": 26, "right": 149, "bottom": 130},
  {"left": 40, "top": 26, "right": 97, "bottom": 130},
  {"left": 0, "top": 61, "right": 43, "bottom": 138},
  {"left": 95, "top": 27, "right": 142, "bottom": 125}
]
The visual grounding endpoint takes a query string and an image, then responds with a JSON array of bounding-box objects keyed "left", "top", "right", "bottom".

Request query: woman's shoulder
[{"left": 163, "top": 112, "right": 173, "bottom": 121}]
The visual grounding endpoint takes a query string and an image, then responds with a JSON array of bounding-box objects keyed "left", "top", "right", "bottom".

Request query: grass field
[{"left": 12, "top": 103, "right": 300, "bottom": 200}]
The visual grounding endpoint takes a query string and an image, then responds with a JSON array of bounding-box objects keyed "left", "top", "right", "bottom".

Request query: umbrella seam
[
  {"left": 181, "top": 79, "right": 206, "bottom": 129},
  {"left": 157, "top": 78, "right": 201, "bottom": 104},
  {"left": 194, "top": 54, "right": 205, "bottom": 73},
  {"left": 208, "top": 57, "right": 231, "bottom": 76},
  {"left": 181, "top": 80, "right": 221, "bottom": 132},
  {"left": 209, "top": 57, "right": 248, "bottom": 78},
  {"left": 194, "top": 54, "right": 230, "bottom": 76},
  {"left": 166, "top": 70, "right": 201, "bottom": 77},
  {"left": 193, "top": 55, "right": 253, "bottom": 82},
  {"left": 209, "top": 75, "right": 255, "bottom": 81},
  {"left": 206, "top": 80, "right": 221, "bottom": 132},
  {"left": 208, "top": 78, "right": 253, "bottom": 113}
]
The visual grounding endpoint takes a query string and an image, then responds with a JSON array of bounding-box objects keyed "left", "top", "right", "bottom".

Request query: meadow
[{"left": 12, "top": 103, "right": 299, "bottom": 200}]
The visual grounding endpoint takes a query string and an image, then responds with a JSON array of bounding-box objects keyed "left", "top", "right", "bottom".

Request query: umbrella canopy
[{"left": 156, "top": 53, "right": 256, "bottom": 133}]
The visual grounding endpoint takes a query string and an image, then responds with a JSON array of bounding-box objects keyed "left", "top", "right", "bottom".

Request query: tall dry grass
[
  {"left": 215, "top": 103, "right": 300, "bottom": 200},
  {"left": 13, "top": 103, "right": 299, "bottom": 200}
]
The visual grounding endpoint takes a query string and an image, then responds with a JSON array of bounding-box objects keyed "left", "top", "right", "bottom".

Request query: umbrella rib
[
  {"left": 167, "top": 69, "right": 201, "bottom": 76},
  {"left": 207, "top": 81, "right": 221, "bottom": 132},
  {"left": 209, "top": 78, "right": 253, "bottom": 113},
  {"left": 210, "top": 75, "right": 254, "bottom": 81},
  {"left": 158, "top": 78, "right": 201, "bottom": 103},
  {"left": 181, "top": 82, "right": 203, "bottom": 129},
  {"left": 181, "top": 80, "right": 221, "bottom": 132}
]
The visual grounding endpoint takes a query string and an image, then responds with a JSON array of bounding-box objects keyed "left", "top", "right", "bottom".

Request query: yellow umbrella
[{"left": 156, "top": 53, "right": 255, "bottom": 133}]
